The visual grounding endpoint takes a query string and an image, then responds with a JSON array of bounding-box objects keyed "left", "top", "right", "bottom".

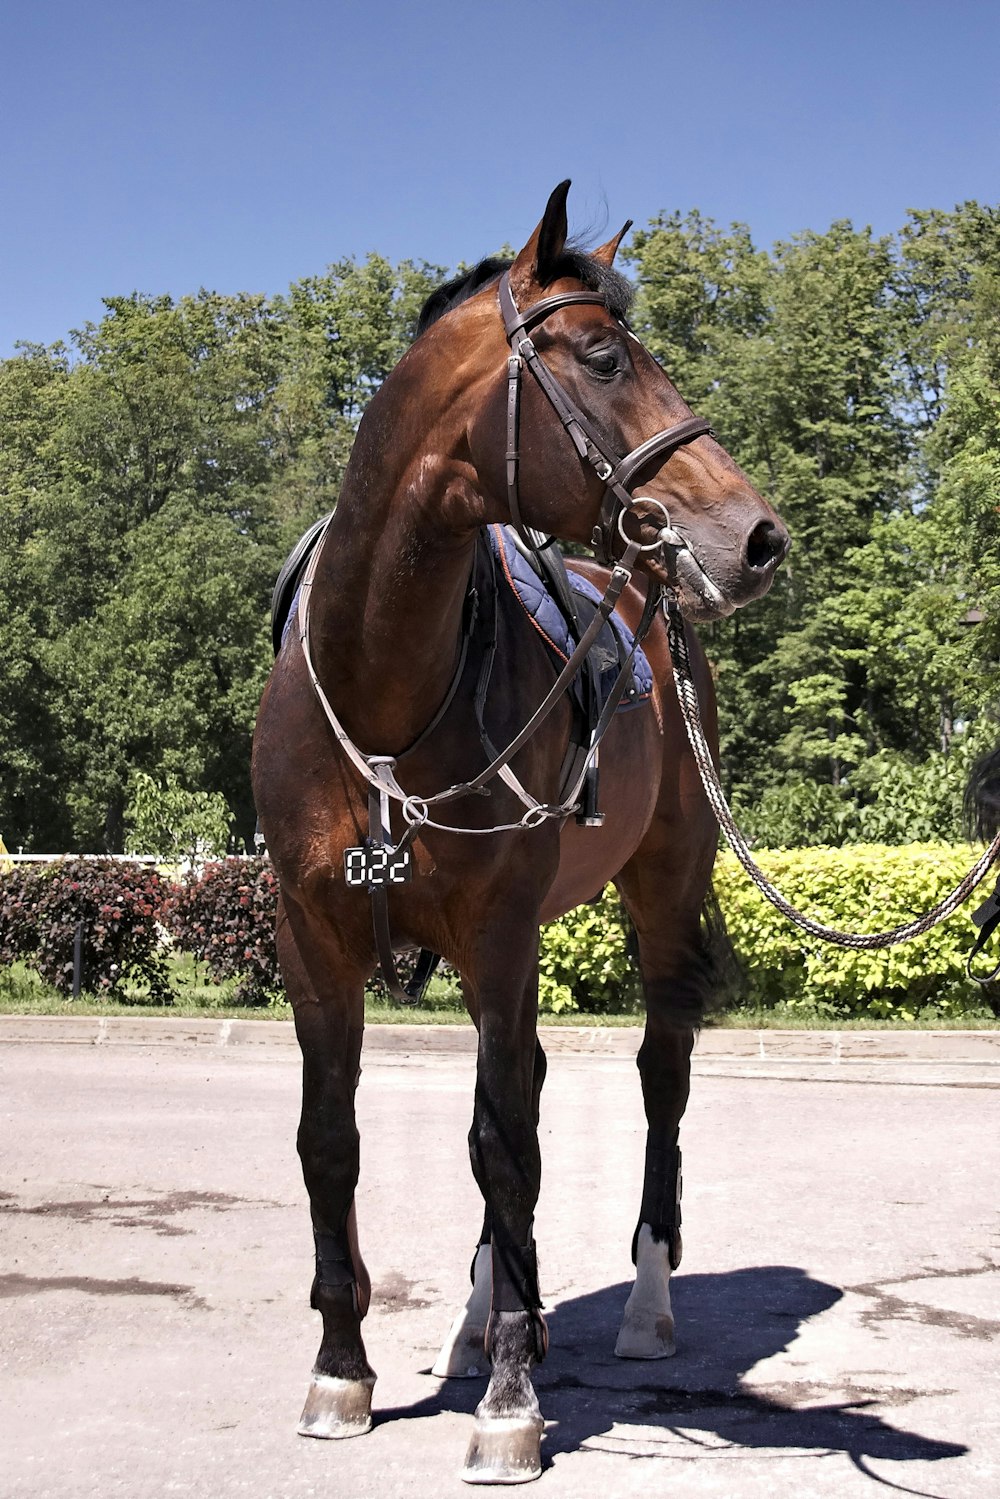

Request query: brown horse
[{"left": 252, "top": 181, "right": 789, "bottom": 1483}]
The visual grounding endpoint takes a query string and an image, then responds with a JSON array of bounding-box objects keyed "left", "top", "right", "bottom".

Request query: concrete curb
[{"left": 2, "top": 1013, "right": 1000, "bottom": 1063}]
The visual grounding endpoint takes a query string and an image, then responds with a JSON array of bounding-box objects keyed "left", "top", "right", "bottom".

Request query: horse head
[{"left": 461, "top": 180, "right": 790, "bottom": 621}]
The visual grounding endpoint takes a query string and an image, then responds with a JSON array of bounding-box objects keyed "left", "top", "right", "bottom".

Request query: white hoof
[
  {"left": 432, "top": 1245, "right": 492, "bottom": 1379},
  {"left": 297, "top": 1373, "right": 375, "bottom": 1438},
  {"left": 614, "top": 1223, "right": 677, "bottom": 1360}
]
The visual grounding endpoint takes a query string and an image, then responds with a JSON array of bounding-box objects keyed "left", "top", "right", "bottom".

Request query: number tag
[{"left": 343, "top": 843, "right": 412, "bottom": 888}]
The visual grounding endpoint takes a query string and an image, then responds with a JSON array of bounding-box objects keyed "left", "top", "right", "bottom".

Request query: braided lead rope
[{"left": 663, "top": 598, "right": 1000, "bottom": 950}]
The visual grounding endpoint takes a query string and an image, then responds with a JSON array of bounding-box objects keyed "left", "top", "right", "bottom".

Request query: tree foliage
[
  {"left": 626, "top": 201, "right": 1000, "bottom": 835},
  {"left": 1, "top": 207, "right": 998, "bottom": 854},
  {"left": 0, "top": 258, "right": 440, "bottom": 851}
]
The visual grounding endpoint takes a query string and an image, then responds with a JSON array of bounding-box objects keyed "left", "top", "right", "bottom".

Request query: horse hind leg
[
  {"left": 615, "top": 1137, "right": 685, "bottom": 1360},
  {"left": 616, "top": 991, "right": 696, "bottom": 1360},
  {"left": 614, "top": 871, "right": 731, "bottom": 1360},
  {"left": 431, "top": 1239, "right": 493, "bottom": 1381}
]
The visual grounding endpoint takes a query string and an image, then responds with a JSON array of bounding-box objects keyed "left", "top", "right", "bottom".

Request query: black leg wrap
[
  {"left": 491, "top": 1237, "right": 542, "bottom": 1313},
  {"left": 310, "top": 1230, "right": 355, "bottom": 1308},
  {"left": 633, "top": 1137, "right": 682, "bottom": 1270}
]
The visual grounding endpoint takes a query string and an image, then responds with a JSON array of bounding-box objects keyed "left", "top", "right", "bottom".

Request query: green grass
[
  {"left": 2, "top": 962, "right": 998, "bottom": 1028},
  {"left": 0, "top": 958, "right": 257, "bottom": 1019}
]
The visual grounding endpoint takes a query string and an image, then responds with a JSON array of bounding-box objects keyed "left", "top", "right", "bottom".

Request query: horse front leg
[
  {"left": 432, "top": 1036, "right": 547, "bottom": 1382},
  {"left": 278, "top": 896, "right": 376, "bottom": 1439},
  {"left": 460, "top": 941, "right": 547, "bottom": 1484}
]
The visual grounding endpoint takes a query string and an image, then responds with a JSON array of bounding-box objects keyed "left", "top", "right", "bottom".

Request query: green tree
[
  {"left": 266, "top": 255, "right": 443, "bottom": 530},
  {"left": 628, "top": 215, "right": 908, "bottom": 797},
  {"left": 0, "top": 345, "right": 74, "bottom": 847},
  {"left": 124, "top": 770, "right": 232, "bottom": 863},
  {"left": 0, "top": 257, "right": 445, "bottom": 851},
  {"left": 60, "top": 496, "right": 277, "bottom": 849}
]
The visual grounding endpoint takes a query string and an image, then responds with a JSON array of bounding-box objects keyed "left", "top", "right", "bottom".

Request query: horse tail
[{"left": 966, "top": 743, "right": 1000, "bottom": 840}]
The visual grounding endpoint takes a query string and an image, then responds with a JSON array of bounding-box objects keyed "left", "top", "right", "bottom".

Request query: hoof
[
  {"left": 431, "top": 1313, "right": 489, "bottom": 1379},
  {"left": 614, "top": 1310, "right": 676, "bottom": 1360},
  {"left": 433, "top": 1244, "right": 492, "bottom": 1379},
  {"left": 461, "top": 1415, "right": 543, "bottom": 1485},
  {"left": 297, "top": 1373, "right": 375, "bottom": 1438},
  {"left": 615, "top": 1222, "right": 677, "bottom": 1360}
]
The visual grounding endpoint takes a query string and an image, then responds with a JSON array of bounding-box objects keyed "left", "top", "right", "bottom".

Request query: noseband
[{"left": 498, "top": 270, "right": 713, "bottom": 564}]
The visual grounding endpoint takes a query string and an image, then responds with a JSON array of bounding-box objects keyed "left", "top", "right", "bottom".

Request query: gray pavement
[{"left": 2, "top": 1029, "right": 999, "bottom": 1498}]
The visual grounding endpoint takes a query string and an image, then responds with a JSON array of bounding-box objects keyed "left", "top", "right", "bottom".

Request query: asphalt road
[{"left": 2, "top": 1033, "right": 999, "bottom": 1498}]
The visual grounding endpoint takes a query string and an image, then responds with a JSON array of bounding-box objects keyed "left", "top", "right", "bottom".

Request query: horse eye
[{"left": 586, "top": 349, "right": 620, "bottom": 377}]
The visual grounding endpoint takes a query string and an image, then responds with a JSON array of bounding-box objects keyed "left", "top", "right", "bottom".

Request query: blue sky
[{"left": 2, "top": 0, "right": 999, "bottom": 355}]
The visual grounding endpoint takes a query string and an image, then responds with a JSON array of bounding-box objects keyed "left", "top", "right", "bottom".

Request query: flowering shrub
[
  {"left": 166, "top": 857, "right": 281, "bottom": 1006},
  {"left": 2, "top": 846, "right": 995, "bottom": 1019},
  {"left": 0, "top": 859, "right": 170, "bottom": 1000}
]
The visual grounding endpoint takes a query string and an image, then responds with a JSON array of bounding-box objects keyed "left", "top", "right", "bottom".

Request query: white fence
[{"left": 2, "top": 853, "right": 161, "bottom": 863}]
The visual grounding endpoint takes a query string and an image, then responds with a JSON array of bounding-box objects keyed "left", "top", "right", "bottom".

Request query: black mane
[{"left": 415, "top": 248, "right": 634, "bottom": 338}]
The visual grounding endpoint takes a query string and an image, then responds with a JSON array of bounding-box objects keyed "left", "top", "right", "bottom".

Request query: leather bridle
[{"left": 497, "top": 269, "right": 714, "bottom": 565}]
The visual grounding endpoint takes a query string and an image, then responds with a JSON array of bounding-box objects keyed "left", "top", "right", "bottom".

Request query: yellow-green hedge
[
  {"left": 714, "top": 843, "right": 993, "bottom": 1018},
  {"left": 539, "top": 844, "right": 997, "bottom": 1018}
]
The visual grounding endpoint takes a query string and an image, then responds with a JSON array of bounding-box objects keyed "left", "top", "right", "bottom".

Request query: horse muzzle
[{"left": 632, "top": 496, "right": 789, "bottom": 622}]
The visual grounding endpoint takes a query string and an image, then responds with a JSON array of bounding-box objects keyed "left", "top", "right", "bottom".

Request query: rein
[{"left": 663, "top": 598, "right": 1000, "bottom": 974}]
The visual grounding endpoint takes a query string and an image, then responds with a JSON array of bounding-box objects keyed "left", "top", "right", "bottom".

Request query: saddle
[
  {"left": 486, "top": 524, "right": 652, "bottom": 716},
  {"left": 271, "top": 514, "right": 331, "bottom": 657}
]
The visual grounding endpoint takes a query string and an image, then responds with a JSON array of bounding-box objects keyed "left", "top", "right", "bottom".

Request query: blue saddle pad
[{"left": 488, "top": 525, "right": 652, "bottom": 709}]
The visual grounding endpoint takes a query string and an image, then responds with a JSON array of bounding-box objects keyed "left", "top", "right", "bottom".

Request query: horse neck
[{"left": 308, "top": 357, "right": 487, "bottom": 757}]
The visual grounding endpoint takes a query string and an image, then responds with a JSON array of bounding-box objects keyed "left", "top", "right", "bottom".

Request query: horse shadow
[{"left": 378, "top": 1265, "right": 968, "bottom": 1488}]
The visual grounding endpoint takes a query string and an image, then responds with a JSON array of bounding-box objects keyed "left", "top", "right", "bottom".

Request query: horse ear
[
  {"left": 592, "top": 220, "right": 633, "bottom": 266},
  {"left": 509, "top": 180, "right": 571, "bottom": 299}
]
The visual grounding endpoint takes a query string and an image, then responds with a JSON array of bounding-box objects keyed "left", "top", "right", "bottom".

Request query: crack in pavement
[{"left": 848, "top": 1261, "right": 1000, "bottom": 1342}]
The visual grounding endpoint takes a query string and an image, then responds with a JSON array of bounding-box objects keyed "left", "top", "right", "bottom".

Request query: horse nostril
[{"left": 746, "top": 520, "right": 787, "bottom": 572}]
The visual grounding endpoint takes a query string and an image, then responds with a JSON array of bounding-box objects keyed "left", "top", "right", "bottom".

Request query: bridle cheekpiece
[{"left": 497, "top": 269, "right": 714, "bottom": 566}]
